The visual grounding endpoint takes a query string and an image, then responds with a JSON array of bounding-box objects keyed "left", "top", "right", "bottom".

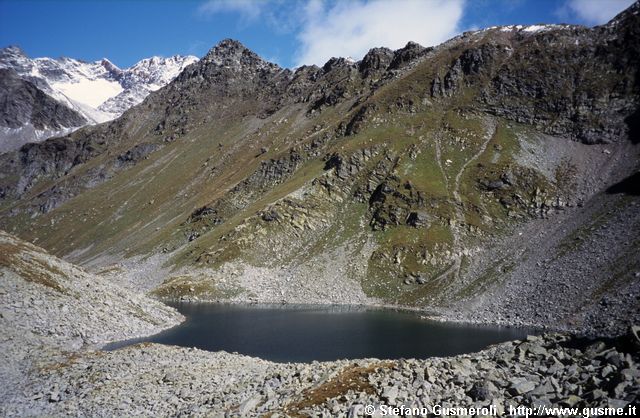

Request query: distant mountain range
[{"left": 0, "top": 46, "right": 197, "bottom": 152}]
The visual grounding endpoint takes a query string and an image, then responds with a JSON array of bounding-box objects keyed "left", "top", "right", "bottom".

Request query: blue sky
[{"left": 0, "top": 0, "right": 635, "bottom": 69}]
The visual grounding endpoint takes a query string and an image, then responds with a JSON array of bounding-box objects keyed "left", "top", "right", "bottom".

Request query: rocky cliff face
[
  {"left": 479, "top": 18, "right": 640, "bottom": 144},
  {"left": 0, "top": 68, "right": 86, "bottom": 129},
  {"left": 0, "top": 68, "right": 87, "bottom": 153},
  {"left": 0, "top": 5, "right": 639, "bottom": 334}
]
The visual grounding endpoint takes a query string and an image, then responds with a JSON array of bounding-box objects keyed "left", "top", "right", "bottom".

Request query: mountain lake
[{"left": 104, "top": 302, "right": 534, "bottom": 362}]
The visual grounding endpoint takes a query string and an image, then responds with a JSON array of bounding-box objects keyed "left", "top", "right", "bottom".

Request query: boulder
[
  {"left": 238, "top": 394, "right": 262, "bottom": 415},
  {"left": 487, "top": 180, "right": 507, "bottom": 191},
  {"left": 467, "top": 381, "right": 496, "bottom": 401},
  {"left": 407, "top": 211, "right": 429, "bottom": 228},
  {"left": 509, "top": 379, "right": 536, "bottom": 395}
]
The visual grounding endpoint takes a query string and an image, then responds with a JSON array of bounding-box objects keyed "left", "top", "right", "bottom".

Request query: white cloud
[
  {"left": 294, "top": 0, "right": 465, "bottom": 67},
  {"left": 198, "top": 0, "right": 268, "bottom": 21},
  {"left": 198, "top": 0, "right": 303, "bottom": 34},
  {"left": 564, "top": 0, "right": 635, "bottom": 25}
]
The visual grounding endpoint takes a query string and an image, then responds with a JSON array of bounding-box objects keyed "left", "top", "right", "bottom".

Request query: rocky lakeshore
[
  {"left": 3, "top": 320, "right": 640, "bottom": 416},
  {"left": 1, "top": 231, "right": 639, "bottom": 417},
  {"left": 0, "top": 231, "right": 183, "bottom": 412}
]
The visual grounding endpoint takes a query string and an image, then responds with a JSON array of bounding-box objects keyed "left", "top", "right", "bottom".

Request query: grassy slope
[{"left": 0, "top": 31, "right": 606, "bottom": 306}]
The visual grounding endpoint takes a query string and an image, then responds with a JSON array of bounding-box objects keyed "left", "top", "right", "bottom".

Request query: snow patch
[
  {"left": 522, "top": 24, "right": 552, "bottom": 32},
  {"left": 53, "top": 78, "right": 123, "bottom": 108},
  {"left": 498, "top": 24, "right": 565, "bottom": 34}
]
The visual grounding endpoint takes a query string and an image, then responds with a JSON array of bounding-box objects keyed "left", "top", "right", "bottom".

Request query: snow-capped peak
[
  {"left": 1, "top": 45, "right": 26, "bottom": 57},
  {"left": 100, "top": 58, "right": 122, "bottom": 76},
  {"left": 0, "top": 47, "right": 198, "bottom": 123},
  {"left": 0, "top": 46, "right": 198, "bottom": 152},
  {"left": 98, "top": 54, "right": 198, "bottom": 115},
  {"left": 122, "top": 55, "right": 198, "bottom": 90}
]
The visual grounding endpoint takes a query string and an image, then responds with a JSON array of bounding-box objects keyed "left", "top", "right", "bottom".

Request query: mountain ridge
[{"left": 0, "top": 46, "right": 197, "bottom": 152}]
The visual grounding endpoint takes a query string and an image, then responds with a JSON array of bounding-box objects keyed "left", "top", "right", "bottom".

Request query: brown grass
[
  {"left": 279, "top": 362, "right": 392, "bottom": 417},
  {"left": 0, "top": 242, "right": 67, "bottom": 293},
  {"left": 38, "top": 350, "right": 104, "bottom": 372}
]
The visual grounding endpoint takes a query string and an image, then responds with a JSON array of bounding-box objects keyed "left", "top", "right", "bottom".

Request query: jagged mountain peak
[
  {"left": 321, "top": 56, "right": 357, "bottom": 73},
  {"left": 359, "top": 47, "right": 394, "bottom": 71},
  {"left": 214, "top": 38, "right": 247, "bottom": 51},
  {"left": 389, "top": 41, "right": 428, "bottom": 69},
  {"left": 133, "top": 54, "right": 195, "bottom": 68},
  {"left": 202, "top": 38, "right": 278, "bottom": 71},
  {"left": 320, "top": 41, "right": 428, "bottom": 78},
  {"left": 1, "top": 45, "right": 26, "bottom": 57},
  {"left": 363, "top": 46, "right": 393, "bottom": 60},
  {"left": 403, "top": 41, "right": 423, "bottom": 49},
  {"left": 100, "top": 58, "right": 123, "bottom": 76},
  {"left": 206, "top": 38, "right": 252, "bottom": 56},
  {"left": 0, "top": 46, "right": 29, "bottom": 68},
  {"left": 113, "top": 54, "right": 198, "bottom": 91}
]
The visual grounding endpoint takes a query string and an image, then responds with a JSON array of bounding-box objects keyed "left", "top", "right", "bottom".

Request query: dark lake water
[{"left": 105, "top": 302, "right": 532, "bottom": 362}]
